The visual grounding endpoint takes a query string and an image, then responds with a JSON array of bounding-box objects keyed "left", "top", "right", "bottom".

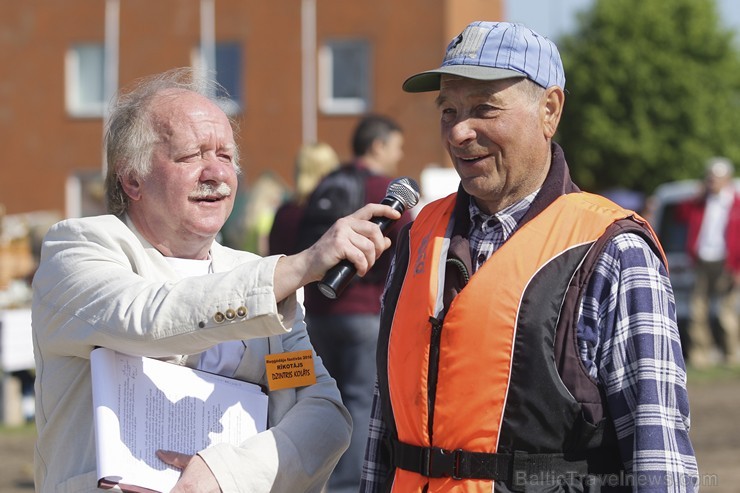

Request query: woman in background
[{"left": 269, "top": 142, "right": 340, "bottom": 255}]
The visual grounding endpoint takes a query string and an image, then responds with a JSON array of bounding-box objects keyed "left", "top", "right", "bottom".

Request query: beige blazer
[{"left": 32, "top": 215, "right": 350, "bottom": 492}]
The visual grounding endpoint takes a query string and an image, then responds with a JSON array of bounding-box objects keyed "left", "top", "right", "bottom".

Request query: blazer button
[
  {"left": 214, "top": 312, "right": 225, "bottom": 323},
  {"left": 225, "top": 308, "right": 236, "bottom": 320},
  {"left": 237, "top": 306, "right": 248, "bottom": 318}
]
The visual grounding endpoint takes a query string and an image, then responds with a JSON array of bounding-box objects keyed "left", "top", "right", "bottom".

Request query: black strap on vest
[{"left": 391, "top": 439, "right": 589, "bottom": 491}]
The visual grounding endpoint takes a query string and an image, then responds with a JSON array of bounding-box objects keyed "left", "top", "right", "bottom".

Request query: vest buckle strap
[
  {"left": 392, "top": 440, "right": 507, "bottom": 480},
  {"left": 390, "top": 439, "right": 591, "bottom": 484},
  {"left": 391, "top": 440, "right": 462, "bottom": 479},
  {"left": 424, "top": 447, "right": 463, "bottom": 480}
]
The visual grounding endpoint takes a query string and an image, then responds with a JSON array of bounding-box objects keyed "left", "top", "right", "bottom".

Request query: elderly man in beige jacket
[{"left": 31, "top": 68, "right": 401, "bottom": 493}]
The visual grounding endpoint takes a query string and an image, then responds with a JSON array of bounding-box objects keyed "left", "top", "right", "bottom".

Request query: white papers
[{"left": 91, "top": 347, "right": 268, "bottom": 493}]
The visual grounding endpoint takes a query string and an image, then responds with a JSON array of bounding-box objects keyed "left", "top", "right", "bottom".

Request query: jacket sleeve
[
  {"left": 198, "top": 297, "right": 352, "bottom": 493},
  {"left": 726, "top": 196, "right": 740, "bottom": 274},
  {"left": 32, "top": 216, "right": 293, "bottom": 361}
]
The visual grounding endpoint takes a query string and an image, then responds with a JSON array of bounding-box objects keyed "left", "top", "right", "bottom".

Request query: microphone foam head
[{"left": 387, "top": 177, "right": 421, "bottom": 210}]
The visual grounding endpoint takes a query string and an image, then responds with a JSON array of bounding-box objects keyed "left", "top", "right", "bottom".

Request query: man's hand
[
  {"left": 156, "top": 450, "right": 221, "bottom": 493},
  {"left": 273, "top": 203, "right": 400, "bottom": 302}
]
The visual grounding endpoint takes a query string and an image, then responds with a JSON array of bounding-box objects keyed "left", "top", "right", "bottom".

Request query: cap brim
[{"left": 402, "top": 65, "right": 527, "bottom": 93}]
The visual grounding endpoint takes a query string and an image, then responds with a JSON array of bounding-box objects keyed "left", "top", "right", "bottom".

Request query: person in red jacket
[{"left": 678, "top": 157, "right": 740, "bottom": 368}]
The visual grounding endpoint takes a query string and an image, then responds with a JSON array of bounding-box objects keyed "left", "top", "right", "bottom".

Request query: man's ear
[
  {"left": 368, "top": 138, "right": 384, "bottom": 159},
  {"left": 542, "top": 86, "right": 565, "bottom": 139},
  {"left": 119, "top": 173, "right": 142, "bottom": 201}
]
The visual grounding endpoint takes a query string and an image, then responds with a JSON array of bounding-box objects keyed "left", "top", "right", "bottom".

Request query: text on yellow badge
[{"left": 265, "top": 350, "right": 317, "bottom": 391}]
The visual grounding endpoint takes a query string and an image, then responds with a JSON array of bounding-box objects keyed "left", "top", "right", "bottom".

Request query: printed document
[{"left": 91, "top": 347, "right": 268, "bottom": 493}]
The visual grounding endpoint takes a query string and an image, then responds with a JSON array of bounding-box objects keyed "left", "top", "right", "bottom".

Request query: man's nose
[
  {"left": 201, "top": 155, "right": 234, "bottom": 182},
  {"left": 447, "top": 119, "right": 476, "bottom": 146}
]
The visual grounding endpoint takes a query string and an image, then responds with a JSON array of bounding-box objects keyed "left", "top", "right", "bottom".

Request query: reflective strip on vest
[{"left": 387, "top": 192, "right": 654, "bottom": 492}]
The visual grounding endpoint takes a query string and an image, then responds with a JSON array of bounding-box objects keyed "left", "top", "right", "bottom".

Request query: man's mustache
[{"left": 189, "top": 182, "right": 232, "bottom": 199}]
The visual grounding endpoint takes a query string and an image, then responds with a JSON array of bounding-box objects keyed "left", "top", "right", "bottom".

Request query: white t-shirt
[{"left": 697, "top": 186, "right": 734, "bottom": 262}]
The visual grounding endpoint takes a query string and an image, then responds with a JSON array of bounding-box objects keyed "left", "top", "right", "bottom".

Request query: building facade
[{"left": 0, "top": 0, "right": 503, "bottom": 221}]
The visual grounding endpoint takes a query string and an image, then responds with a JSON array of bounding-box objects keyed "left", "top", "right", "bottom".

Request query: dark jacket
[{"left": 304, "top": 160, "right": 412, "bottom": 316}]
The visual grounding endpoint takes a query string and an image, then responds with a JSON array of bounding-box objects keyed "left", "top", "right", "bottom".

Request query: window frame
[
  {"left": 318, "top": 38, "right": 372, "bottom": 115},
  {"left": 191, "top": 41, "right": 244, "bottom": 116},
  {"left": 65, "top": 42, "right": 106, "bottom": 118}
]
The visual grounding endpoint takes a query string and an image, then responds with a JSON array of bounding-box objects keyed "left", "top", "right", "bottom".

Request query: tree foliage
[{"left": 556, "top": 0, "right": 740, "bottom": 195}]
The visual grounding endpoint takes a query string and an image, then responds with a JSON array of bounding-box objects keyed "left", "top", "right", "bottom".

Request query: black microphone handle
[{"left": 317, "top": 196, "right": 405, "bottom": 299}]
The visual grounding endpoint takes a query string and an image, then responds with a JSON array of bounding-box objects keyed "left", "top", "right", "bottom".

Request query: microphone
[{"left": 317, "top": 177, "right": 421, "bottom": 299}]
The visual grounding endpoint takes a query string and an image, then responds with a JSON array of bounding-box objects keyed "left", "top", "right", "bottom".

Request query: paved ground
[{"left": 2, "top": 369, "right": 739, "bottom": 492}]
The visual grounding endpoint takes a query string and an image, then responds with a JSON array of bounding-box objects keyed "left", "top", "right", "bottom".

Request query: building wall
[{"left": 0, "top": 0, "right": 503, "bottom": 216}]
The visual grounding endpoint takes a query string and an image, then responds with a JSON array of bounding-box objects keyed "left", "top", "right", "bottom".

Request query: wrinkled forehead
[
  {"left": 147, "top": 89, "right": 235, "bottom": 142},
  {"left": 148, "top": 89, "right": 216, "bottom": 123}
]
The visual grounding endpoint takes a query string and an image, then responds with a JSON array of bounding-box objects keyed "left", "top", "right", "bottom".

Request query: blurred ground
[
  {"left": 1, "top": 369, "right": 738, "bottom": 492},
  {"left": 0, "top": 424, "right": 35, "bottom": 492},
  {"left": 683, "top": 367, "right": 740, "bottom": 492}
]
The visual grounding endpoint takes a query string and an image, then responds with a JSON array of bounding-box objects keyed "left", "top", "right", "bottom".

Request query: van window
[{"left": 657, "top": 203, "right": 688, "bottom": 255}]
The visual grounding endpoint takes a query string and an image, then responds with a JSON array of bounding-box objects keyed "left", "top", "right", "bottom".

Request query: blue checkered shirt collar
[{"left": 467, "top": 189, "right": 539, "bottom": 273}]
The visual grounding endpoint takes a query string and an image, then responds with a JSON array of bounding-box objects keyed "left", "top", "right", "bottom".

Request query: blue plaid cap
[{"left": 402, "top": 21, "right": 565, "bottom": 92}]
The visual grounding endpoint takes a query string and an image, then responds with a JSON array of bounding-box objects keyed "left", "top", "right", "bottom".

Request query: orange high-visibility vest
[{"left": 386, "top": 192, "right": 664, "bottom": 492}]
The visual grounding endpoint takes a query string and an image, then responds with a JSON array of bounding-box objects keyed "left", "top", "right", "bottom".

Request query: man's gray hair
[
  {"left": 705, "top": 156, "right": 734, "bottom": 179},
  {"left": 103, "top": 67, "right": 241, "bottom": 216},
  {"left": 519, "top": 77, "right": 546, "bottom": 104}
]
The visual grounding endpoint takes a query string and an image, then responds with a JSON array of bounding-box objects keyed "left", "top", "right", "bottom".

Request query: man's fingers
[
  {"left": 296, "top": 205, "right": 398, "bottom": 283},
  {"left": 156, "top": 450, "right": 193, "bottom": 470},
  {"left": 350, "top": 203, "right": 402, "bottom": 221},
  {"left": 341, "top": 219, "right": 394, "bottom": 274}
]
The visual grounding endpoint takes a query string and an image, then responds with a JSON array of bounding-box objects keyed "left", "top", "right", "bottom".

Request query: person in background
[
  {"left": 31, "top": 67, "right": 402, "bottom": 493},
  {"left": 678, "top": 156, "right": 740, "bottom": 368},
  {"left": 298, "top": 114, "right": 410, "bottom": 493},
  {"left": 240, "top": 171, "right": 287, "bottom": 256},
  {"left": 269, "top": 142, "right": 340, "bottom": 256},
  {"left": 362, "top": 21, "right": 698, "bottom": 492}
]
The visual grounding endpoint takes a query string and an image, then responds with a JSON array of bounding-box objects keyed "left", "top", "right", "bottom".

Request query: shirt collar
[{"left": 468, "top": 189, "right": 540, "bottom": 231}]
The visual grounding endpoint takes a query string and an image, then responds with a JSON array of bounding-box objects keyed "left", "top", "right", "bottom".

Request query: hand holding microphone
[{"left": 318, "top": 177, "right": 420, "bottom": 299}]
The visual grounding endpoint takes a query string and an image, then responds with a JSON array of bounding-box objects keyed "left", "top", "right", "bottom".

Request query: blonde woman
[{"left": 269, "top": 142, "right": 340, "bottom": 255}]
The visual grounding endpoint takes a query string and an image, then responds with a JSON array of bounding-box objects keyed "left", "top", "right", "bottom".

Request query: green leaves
[{"left": 557, "top": 0, "right": 740, "bottom": 195}]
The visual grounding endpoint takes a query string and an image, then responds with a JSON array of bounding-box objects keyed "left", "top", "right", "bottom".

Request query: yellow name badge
[{"left": 265, "top": 350, "right": 317, "bottom": 391}]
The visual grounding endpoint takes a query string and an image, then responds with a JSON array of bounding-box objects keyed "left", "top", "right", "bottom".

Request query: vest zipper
[
  {"left": 427, "top": 315, "right": 444, "bottom": 445},
  {"left": 425, "top": 257, "right": 469, "bottom": 443}
]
